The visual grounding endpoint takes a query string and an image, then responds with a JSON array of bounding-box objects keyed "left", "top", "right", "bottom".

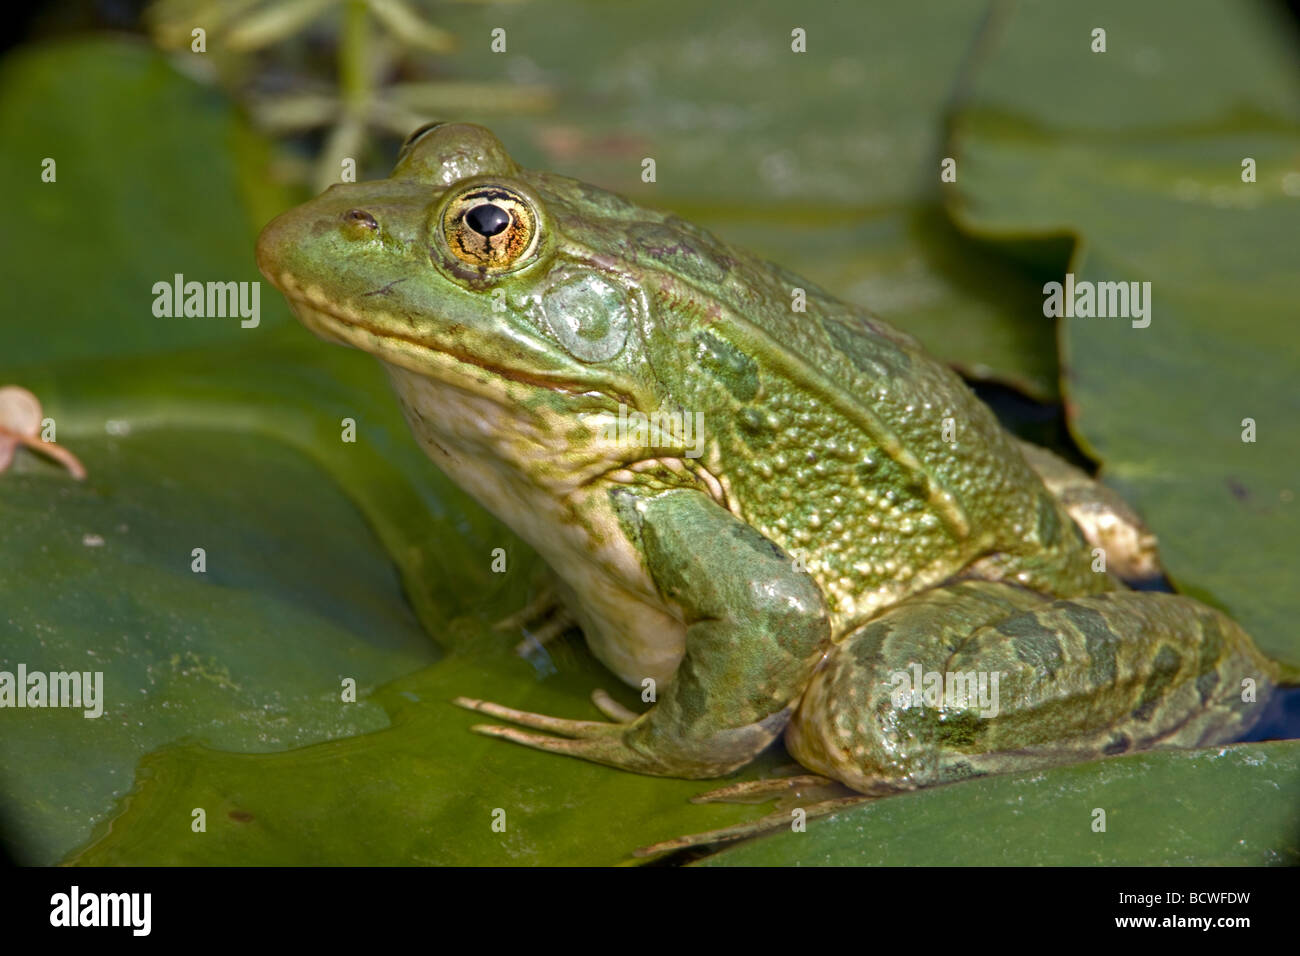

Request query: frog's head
[{"left": 257, "top": 124, "right": 674, "bottom": 463}]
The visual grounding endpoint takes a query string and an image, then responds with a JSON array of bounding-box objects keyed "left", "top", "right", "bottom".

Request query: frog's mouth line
[
  {"left": 278, "top": 283, "right": 634, "bottom": 409},
  {"left": 272, "top": 278, "right": 732, "bottom": 506}
]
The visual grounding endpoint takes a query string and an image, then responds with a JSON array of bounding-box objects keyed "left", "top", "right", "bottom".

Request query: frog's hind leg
[
  {"left": 1015, "top": 439, "right": 1162, "bottom": 582},
  {"left": 785, "top": 581, "right": 1277, "bottom": 794}
]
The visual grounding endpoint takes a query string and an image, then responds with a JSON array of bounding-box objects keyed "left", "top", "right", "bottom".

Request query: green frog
[{"left": 257, "top": 123, "right": 1274, "bottom": 795}]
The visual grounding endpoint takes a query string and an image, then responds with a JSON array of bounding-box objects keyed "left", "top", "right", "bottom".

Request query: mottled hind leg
[{"left": 786, "top": 580, "right": 1276, "bottom": 794}]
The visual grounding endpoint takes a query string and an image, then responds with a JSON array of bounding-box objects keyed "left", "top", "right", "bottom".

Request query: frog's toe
[
  {"left": 491, "top": 585, "right": 578, "bottom": 656},
  {"left": 452, "top": 695, "right": 673, "bottom": 772},
  {"left": 591, "top": 688, "right": 640, "bottom": 722},
  {"left": 511, "top": 611, "right": 577, "bottom": 657},
  {"left": 492, "top": 585, "right": 559, "bottom": 632},
  {"left": 633, "top": 794, "right": 869, "bottom": 859},
  {"left": 689, "top": 774, "right": 840, "bottom": 804},
  {"left": 467, "top": 725, "right": 628, "bottom": 767},
  {"left": 453, "top": 696, "right": 623, "bottom": 737}
]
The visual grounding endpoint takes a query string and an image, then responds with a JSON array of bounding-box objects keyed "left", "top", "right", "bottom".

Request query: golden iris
[{"left": 441, "top": 185, "right": 538, "bottom": 271}]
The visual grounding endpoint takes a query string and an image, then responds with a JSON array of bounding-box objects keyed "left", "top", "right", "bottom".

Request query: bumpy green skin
[{"left": 257, "top": 123, "right": 1276, "bottom": 791}]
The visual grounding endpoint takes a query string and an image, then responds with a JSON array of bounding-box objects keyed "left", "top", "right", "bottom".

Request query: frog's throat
[
  {"left": 274, "top": 278, "right": 644, "bottom": 413},
  {"left": 278, "top": 284, "right": 726, "bottom": 499},
  {"left": 286, "top": 293, "right": 599, "bottom": 400}
]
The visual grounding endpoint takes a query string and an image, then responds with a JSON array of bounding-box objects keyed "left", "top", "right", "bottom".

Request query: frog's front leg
[
  {"left": 456, "top": 489, "right": 831, "bottom": 778},
  {"left": 786, "top": 581, "right": 1277, "bottom": 793}
]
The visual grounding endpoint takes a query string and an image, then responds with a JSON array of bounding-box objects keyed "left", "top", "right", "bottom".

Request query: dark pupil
[{"left": 465, "top": 203, "right": 511, "bottom": 237}]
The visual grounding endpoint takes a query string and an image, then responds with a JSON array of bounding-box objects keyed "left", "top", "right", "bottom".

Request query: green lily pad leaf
[
  {"left": 66, "top": 642, "right": 785, "bottom": 866},
  {"left": 0, "top": 38, "right": 289, "bottom": 369},
  {"left": 10, "top": 332, "right": 526, "bottom": 646},
  {"left": 704, "top": 741, "right": 1300, "bottom": 866},
  {"left": 0, "top": 428, "right": 439, "bottom": 864},
  {"left": 947, "top": 0, "right": 1300, "bottom": 674},
  {"left": 427, "top": 0, "right": 1059, "bottom": 396}
]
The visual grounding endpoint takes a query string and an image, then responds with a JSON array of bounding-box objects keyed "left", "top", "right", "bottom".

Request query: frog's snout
[
  {"left": 255, "top": 201, "right": 332, "bottom": 285},
  {"left": 255, "top": 210, "right": 293, "bottom": 284}
]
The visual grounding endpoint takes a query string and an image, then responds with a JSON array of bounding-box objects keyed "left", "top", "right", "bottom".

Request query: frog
[{"left": 256, "top": 122, "right": 1275, "bottom": 797}]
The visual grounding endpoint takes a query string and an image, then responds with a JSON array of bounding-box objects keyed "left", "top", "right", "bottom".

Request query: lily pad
[
  {"left": 946, "top": 0, "right": 1300, "bottom": 675},
  {"left": 0, "top": 428, "right": 438, "bottom": 864},
  {"left": 704, "top": 741, "right": 1300, "bottom": 866},
  {"left": 66, "top": 642, "right": 789, "bottom": 866},
  {"left": 0, "top": 37, "right": 287, "bottom": 368}
]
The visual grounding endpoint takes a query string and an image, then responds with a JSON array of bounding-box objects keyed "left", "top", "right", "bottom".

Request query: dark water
[{"left": 1242, "top": 687, "right": 1300, "bottom": 742}]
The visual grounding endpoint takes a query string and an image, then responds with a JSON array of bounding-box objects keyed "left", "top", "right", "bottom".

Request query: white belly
[{"left": 385, "top": 365, "right": 687, "bottom": 687}]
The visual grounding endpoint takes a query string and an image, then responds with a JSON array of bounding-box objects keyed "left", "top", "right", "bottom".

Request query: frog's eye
[{"left": 440, "top": 185, "right": 539, "bottom": 272}]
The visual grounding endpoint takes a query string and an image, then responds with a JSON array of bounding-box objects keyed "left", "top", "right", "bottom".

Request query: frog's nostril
[{"left": 343, "top": 208, "right": 379, "bottom": 231}]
